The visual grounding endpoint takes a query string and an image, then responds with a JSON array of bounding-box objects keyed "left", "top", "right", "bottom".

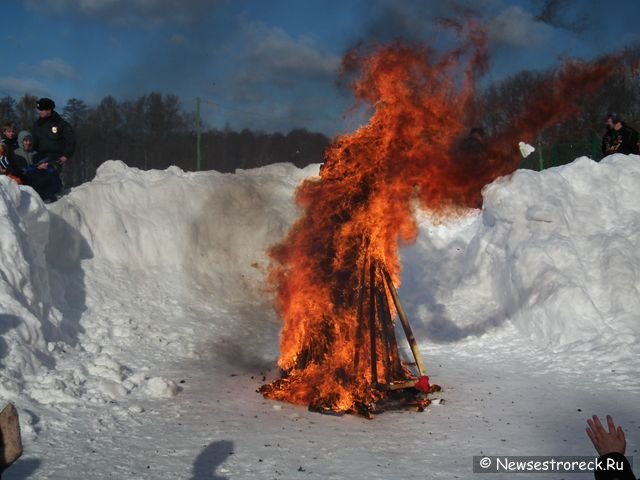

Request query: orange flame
[{"left": 261, "top": 27, "right": 614, "bottom": 414}]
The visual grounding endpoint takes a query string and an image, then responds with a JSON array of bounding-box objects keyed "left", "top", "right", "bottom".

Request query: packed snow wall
[
  {"left": 1, "top": 155, "right": 640, "bottom": 405},
  {"left": 47, "top": 161, "right": 319, "bottom": 302},
  {"left": 0, "top": 177, "right": 57, "bottom": 398},
  {"left": 402, "top": 154, "right": 640, "bottom": 355}
]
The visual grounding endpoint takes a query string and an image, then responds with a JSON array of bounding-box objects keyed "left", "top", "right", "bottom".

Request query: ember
[{"left": 260, "top": 25, "right": 614, "bottom": 417}]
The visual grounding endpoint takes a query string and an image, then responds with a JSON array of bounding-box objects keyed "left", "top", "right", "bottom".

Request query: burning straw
[{"left": 260, "top": 27, "right": 614, "bottom": 416}]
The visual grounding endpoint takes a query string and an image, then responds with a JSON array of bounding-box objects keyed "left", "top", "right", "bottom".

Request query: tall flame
[{"left": 261, "top": 27, "right": 614, "bottom": 414}]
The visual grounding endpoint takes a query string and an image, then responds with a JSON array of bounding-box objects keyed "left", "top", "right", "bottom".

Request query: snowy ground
[{"left": 1, "top": 155, "right": 639, "bottom": 479}]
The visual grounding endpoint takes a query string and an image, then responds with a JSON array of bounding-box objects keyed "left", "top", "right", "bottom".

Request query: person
[
  {"left": 602, "top": 113, "right": 640, "bottom": 157},
  {"left": 22, "top": 151, "right": 63, "bottom": 202},
  {"left": 13, "top": 130, "right": 35, "bottom": 171},
  {"left": 31, "top": 97, "right": 75, "bottom": 173},
  {"left": 458, "top": 127, "right": 488, "bottom": 155},
  {"left": 1, "top": 122, "right": 19, "bottom": 154},
  {"left": 0, "top": 143, "right": 23, "bottom": 184},
  {"left": 586, "top": 414, "right": 636, "bottom": 480}
]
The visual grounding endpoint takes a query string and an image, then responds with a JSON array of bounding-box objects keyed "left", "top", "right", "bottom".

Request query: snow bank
[
  {"left": 404, "top": 154, "right": 640, "bottom": 356},
  {"left": 2, "top": 155, "right": 640, "bottom": 410},
  {"left": 0, "top": 161, "right": 318, "bottom": 407},
  {"left": 48, "top": 160, "right": 318, "bottom": 301},
  {"left": 0, "top": 177, "right": 57, "bottom": 400}
]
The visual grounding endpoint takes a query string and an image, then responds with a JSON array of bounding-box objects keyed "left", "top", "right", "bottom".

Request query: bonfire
[{"left": 260, "top": 24, "right": 614, "bottom": 417}]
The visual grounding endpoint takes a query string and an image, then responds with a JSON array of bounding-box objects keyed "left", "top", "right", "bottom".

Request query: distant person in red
[
  {"left": 586, "top": 414, "right": 636, "bottom": 480},
  {"left": 602, "top": 113, "right": 639, "bottom": 157},
  {"left": 31, "top": 97, "right": 76, "bottom": 173}
]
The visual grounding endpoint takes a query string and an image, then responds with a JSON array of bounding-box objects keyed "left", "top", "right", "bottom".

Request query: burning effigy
[{"left": 260, "top": 25, "right": 614, "bottom": 417}]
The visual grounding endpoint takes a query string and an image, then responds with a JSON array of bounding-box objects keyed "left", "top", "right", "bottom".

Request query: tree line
[
  {"left": 0, "top": 93, "right": 330, "bottom": 188},
  {"left": 476, "top": 44, "right": 640, "bottom": 170},
  {"left": 1, "top": 44, "right": 638, "bottom": 187}
]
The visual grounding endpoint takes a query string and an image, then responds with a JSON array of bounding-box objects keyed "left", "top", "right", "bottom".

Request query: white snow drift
[{"left": 0, "top": 154, "right": 638, "bottom": 479}]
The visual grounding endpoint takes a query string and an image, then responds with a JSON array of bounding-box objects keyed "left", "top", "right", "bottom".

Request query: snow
[
  {"left": 1, "top": 154, "right": 639, "bottom": 479},
  {"left": 518, "top": 142, "right": 535, "bottom": 158}
]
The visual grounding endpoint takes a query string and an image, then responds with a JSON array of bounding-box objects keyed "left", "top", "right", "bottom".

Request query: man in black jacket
[
  {"left": 31, "top": 98, "right": 75, "bottom": 172},
  {"left": 602, "top": 113, "right": 640, "bottom": 157}
]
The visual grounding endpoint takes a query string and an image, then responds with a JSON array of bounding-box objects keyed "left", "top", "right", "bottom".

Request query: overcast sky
[{"left": 3, "top": 0, "right": 640, "bottom": 135}]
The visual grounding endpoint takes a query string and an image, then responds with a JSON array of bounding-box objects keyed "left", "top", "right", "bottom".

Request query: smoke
[{"left": 535, "top": 0, "right": 588, "bottom": 33}]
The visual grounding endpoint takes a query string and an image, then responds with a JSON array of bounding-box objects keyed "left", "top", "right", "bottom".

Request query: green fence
[{"left": 519, "top": 136, "right": 602, "bottom": 171}]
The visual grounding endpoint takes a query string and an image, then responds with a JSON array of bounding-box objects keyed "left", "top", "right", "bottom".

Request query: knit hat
[
  {"left": 36, "top": 98, "right": 55, "bottom": 111},
  {"left": 18, "top": 130, "right": 32, "bottom": 144}
]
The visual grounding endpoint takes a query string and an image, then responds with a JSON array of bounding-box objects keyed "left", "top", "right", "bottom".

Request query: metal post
[
  {"left": 196, "top": 96, "right": 202, "bottom": 171},
  {"left": 537, "top": 135, "right": 544, "bottom": 171}
]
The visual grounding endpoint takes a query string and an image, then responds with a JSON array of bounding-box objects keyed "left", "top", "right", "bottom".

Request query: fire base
[
  {"left": 260, "top": 257, "right": 441, "bottom": 418},
  {"left": 259, "top": 373, "right": 441, "bottom": 419}
]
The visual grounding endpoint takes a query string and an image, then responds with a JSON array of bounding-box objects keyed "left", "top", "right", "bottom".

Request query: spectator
[
  {"left": 22, "top": 151, "right": 62, "bottom": 202},
  {"left": 1, "top": 122, "right": 19, "bottom": 154},
  {"left": 602, "top": 113, "right": 640, "bottom": 157},
  {"left": 32, "top": 97, "right": 75, "bottom": 173},
  {"left": 13, "top": 130, "right": 35, "bottom": 171},
  {"left": 458, "top": 127, "right": 488, "bottom": 156},
  {"left": 0, "top": 143, "right": 23, "bottom": 184},
  {"left": 586, "top": 414, "right": 636, "bottom": 480}
]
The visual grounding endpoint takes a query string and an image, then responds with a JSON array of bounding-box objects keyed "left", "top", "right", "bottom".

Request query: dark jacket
[
  {"left": 2, "top": 136, "right": 26, "bottom": 173},
  {"left": 22, "top": 166, "right": 62, "bottom": 201},
  {"left": 594, "top": 452, "right": 636, "bottom": 480},
  {"left": 1, "top": 135, "right": 18, "bottom": 154},
  {"left": 13, "top": 148, "right": 34, "bottom": 168},
  {"left": 602, "top": 123, "right": 640, "bottom": 156},
  {"left": 458, "top": 135, "right": 488, "bottom": 156},
  {"left": 32, "top": 112, "right": 76, "bottom": 160},
  {"left": 0, "top": 154, "right": 24, "bottom": 180}
]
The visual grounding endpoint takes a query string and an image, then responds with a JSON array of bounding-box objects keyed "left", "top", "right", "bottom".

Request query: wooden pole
[
  {"left": 376, "top": 282, "right": 405, "bottom": 381},
  {"left": 368, "top": 259, "right": 378, "bottom": 385},
  {"left": 375, "top": 287, "right": 393, "bottom": 384},
  {"left": 353, "top": 252, "right": 368, "bottom": 376},
  {"left": 381, "top": 266, "right": 427, "bottom": 377}
]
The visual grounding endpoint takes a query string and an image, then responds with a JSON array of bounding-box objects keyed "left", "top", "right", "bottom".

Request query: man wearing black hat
[
  {"left": 602, "top": 113, "right": 639, "bottom": 157},
  {"left": 31, "top": 97, "right": 76, "bottom": 173}
]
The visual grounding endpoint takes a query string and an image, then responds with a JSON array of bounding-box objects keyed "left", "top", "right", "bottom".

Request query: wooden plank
[
  {"left": 382, "top": 266, "right": 427, "bottom": 376},
  {"left": 368, "top": 260, "right": 378, "bottom": 385}
]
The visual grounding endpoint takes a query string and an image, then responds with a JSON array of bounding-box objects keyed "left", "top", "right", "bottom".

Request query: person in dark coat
[
  {"left": 458, "top": 127, "right": 488, "bottom": 155},
  {"left": 31, "top": 98, "right": 75, "bottom": 172},
  {"left": 587, "top": 414, "right": 636, "bottom": 480},
  {"left": 602, "top": 113, "right": 640, "bottom": 156},
  {"left": 22, "top": 151, "right": 63, "bottom": 202},
  {"left": 1, "top": 122, "right": 19, "bottom": 153}
]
